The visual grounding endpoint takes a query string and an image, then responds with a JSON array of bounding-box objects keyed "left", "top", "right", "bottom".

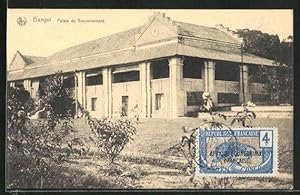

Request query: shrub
[
  {"left": 7, "top": 108, "right": 75, "bottom": 188},
  {"left": 90, "top": 117, "right": 136, "bottom": 164},
  {"left": 79, "top": 105, "right": 137, "bottom": 170},
  {"left": 7, "top": 72, "right": 83, "bottom": 189}
]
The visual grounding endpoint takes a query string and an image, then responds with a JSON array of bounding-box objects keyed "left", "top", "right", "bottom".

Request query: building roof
[
  {"left": 8, "top": 71, "right": 25, "bottom": 81},
  {"left": 9, "top": 51, "right": 45, "bottom": 70},
  {"left": 28, "top": 26, "right": 142, "bottom": 68},
  {"left": 22, "top": 55, "right": 45, "bottom": 65},
  {"left": 8, "top": 12, "right": 276, "bottom": 81},
  {"left": 174, "top": 21, "right": 241, "bottom": 44},
  {"left": 8, "top": 51, "right": 45, "bottom": 80}
]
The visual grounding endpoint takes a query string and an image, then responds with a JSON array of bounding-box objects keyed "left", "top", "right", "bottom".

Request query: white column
[
  {"left": 9, "top": 82, "right": 15, "bottom": 88},
  {"left": 23, "top": 79, "right": 31, "bottom": 93},
  {"left": 23, "top": 80, "right": 27, "bottom": 90},
  {"left": 103, "top": 67, "right": 112, "bottom": 117},
  {"left": 76, "top": 71, "right": 86, "bottom": 109},
  {"left": 108, "top": 69, "right": 112, "bottom": 117},
  {"left": 146, "top": 63, "right": 152, "bottom": 118},
  {"left": 204, "top": 62, "right": 209, "bottom": 92},
  {"left": 140, "top": 62, "right": 151, "bottom": 118},
  {"left": 82, "top": 72, "right": 86, "bottom": 109},
  {"left": 76, "top": 72, "right": 83, "bottom": 107},
  {"left": 240, "top": 64, "right": 250, "bottom": 104},
  {"left": 74, "top": 73, "right": 78, "bottom": 117},
  {"left": 208, "top": 61, "right": 216, "bottom": 103},
  {"left": 169, "top": 57, "right": 184, "bottom": 118},
  {"left": 204, "top": 61, "right": 216, "bottom": 104},
  {"left": 28, "top": 80, "right": 32, "bottom": 94}
]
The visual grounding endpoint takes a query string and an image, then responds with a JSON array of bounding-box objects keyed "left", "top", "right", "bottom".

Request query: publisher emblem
[{"left": 17, "top": 17, "right": 27, "bottom": 26}]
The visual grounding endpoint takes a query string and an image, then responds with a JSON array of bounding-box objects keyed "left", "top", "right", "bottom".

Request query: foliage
[
  {"left": 7, "top": 86, "right": 35, "bottom": 117},
  {"left": 231, "top": 102, "right": 256, "bottom": 127},
  {"left": 79, "top": 105, "right": 137, "bottom": 169},
  {"left": 258, "top": 65, "right": 293, "bottom": 104},
  {"left": 7, "top": 91, "right": 75, "bottom": 188},
  {"left": 38, "top": 71, "right": 75, "bottom": 117},
  {"left": 7, "top": 117, "right": 74, "bottom": 188},
  {"left": 7, "top": 72, "right": 84, "bottom": 189},
  {"left": 236, "top": 29, "right": 281, "bottom": 61},
  {"left": 235, "top": 29, "right": 293, "bottom": 104}
]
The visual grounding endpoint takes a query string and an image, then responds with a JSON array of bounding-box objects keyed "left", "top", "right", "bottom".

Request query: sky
[{"left": 7, "top": 9, "right": 293, "bottom": 67}]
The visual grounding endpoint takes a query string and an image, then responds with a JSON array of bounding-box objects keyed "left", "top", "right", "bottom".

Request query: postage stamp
[{"left": 197, "top": 128, "right": 278, "bottom": 177}]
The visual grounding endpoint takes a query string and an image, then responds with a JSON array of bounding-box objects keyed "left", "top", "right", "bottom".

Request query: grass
[{"left": 70, "top": 116, "right": 293, "bottom": 174}]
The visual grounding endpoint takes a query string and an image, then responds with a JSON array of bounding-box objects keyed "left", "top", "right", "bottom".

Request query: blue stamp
[{"left": 197, "top": 128, "right": 278, "bottom": 177}]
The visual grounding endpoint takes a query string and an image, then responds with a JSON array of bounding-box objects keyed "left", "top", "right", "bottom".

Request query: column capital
[
  {"left": 75, "top": 71, "right": 81, "bottom": 76},
  {"left": 139, "top": 61, "right": 151, "bottom": 66},
  {"left": 240, "top": 64, "right": 249, "bottom": 72},
  {"left": 204, "top": 60, "right": 216, "bottom": 69},
  {"left": 102, "top": 66, "right": 110, "bottom": 72},
  {"left": 168, "top": 56, "right": 184, "bottom": 66}
]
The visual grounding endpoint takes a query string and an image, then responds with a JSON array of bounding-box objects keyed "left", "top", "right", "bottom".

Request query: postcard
[{"left": 6, "top": 9, "right": 293, "bottom": 190}]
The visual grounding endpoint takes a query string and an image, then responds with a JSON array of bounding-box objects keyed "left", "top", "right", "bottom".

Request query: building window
[
  {"left": 215, "top": 61, "right": 240, "bottom": 81},
  {"left": 183, "top": 57, "right": 202, "bottom": 79},
  {"left": 63, "top": 76, "right": 75, "bottom": 88},
  {"left": 155, "top": 93, "right": 163, "bottom": 110},
  {"left": 91, "top": 97, "right": 97, "bottom": 111},
  {"left": 217, "top": 93, "right": 239, "bottom": 104},
  {"left": 86, "top": 74, "right": 103, "bottom": 86},
  {"left": 152, "top": 59, "right": 169, "bottom": 79},
  {"left": 113, "top": 71, "right": 140, "bottom": 83},
  {"left": 121, "top": 96, "right": 129, "bottom": 116},
  {"left": 252, "top": 94, "right": 271, "bottom": 104},
  {"left": 187, "top": 91, "right": 203, "bottom": 106}
]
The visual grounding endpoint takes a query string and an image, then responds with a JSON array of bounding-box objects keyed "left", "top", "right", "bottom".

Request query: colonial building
[{"left": 8, "top": 12, "right": 275, "bottom": 118}]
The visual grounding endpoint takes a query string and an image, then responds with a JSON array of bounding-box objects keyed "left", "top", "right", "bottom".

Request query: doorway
[{"left": 122, "top": 96, "right": 129, "bottom": 116}]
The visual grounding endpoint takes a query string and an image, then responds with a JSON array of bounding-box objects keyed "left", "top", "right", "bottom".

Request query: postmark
[{"left": 197, "top": 128, "right": 278, "bottom": 177}]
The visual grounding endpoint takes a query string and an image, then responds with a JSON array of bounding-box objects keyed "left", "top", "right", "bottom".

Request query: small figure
[{"left": 201, "top": 92, "right": 214, "bottom": 113}]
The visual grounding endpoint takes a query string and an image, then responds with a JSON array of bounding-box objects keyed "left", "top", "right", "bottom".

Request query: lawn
[
  {"left": 17, "top": 115, "right": 293, "bottom": 189},
  {"left": 71, "top": 116, "right": 293, "bottom": 174}
]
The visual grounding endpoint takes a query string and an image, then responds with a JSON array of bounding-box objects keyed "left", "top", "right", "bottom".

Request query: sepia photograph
[{"left": 6, "top": 9, "right": 293, "bottom": 190}]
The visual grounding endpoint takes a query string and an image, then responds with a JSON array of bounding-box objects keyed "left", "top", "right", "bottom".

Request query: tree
[
  {"left": 7, "top": 87, "right": 35, "bottom": 118},
  {"left": 78, "top": 105, "right": 137, "bottom": 175},
  {"left": 236, "top": 29, "right": 281, "bottom": 61},
  {"left": 235, "top": 29, "right": 293, "bottom": 104},
  {"left": 39, "top": 71, "right": 75, "bottom": 117},
  {"left": 278, "top": 38, "right": 293, "bottom": 104},
  {"left": 7, "top": 72, "right": 79, "bottom": 188}
]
